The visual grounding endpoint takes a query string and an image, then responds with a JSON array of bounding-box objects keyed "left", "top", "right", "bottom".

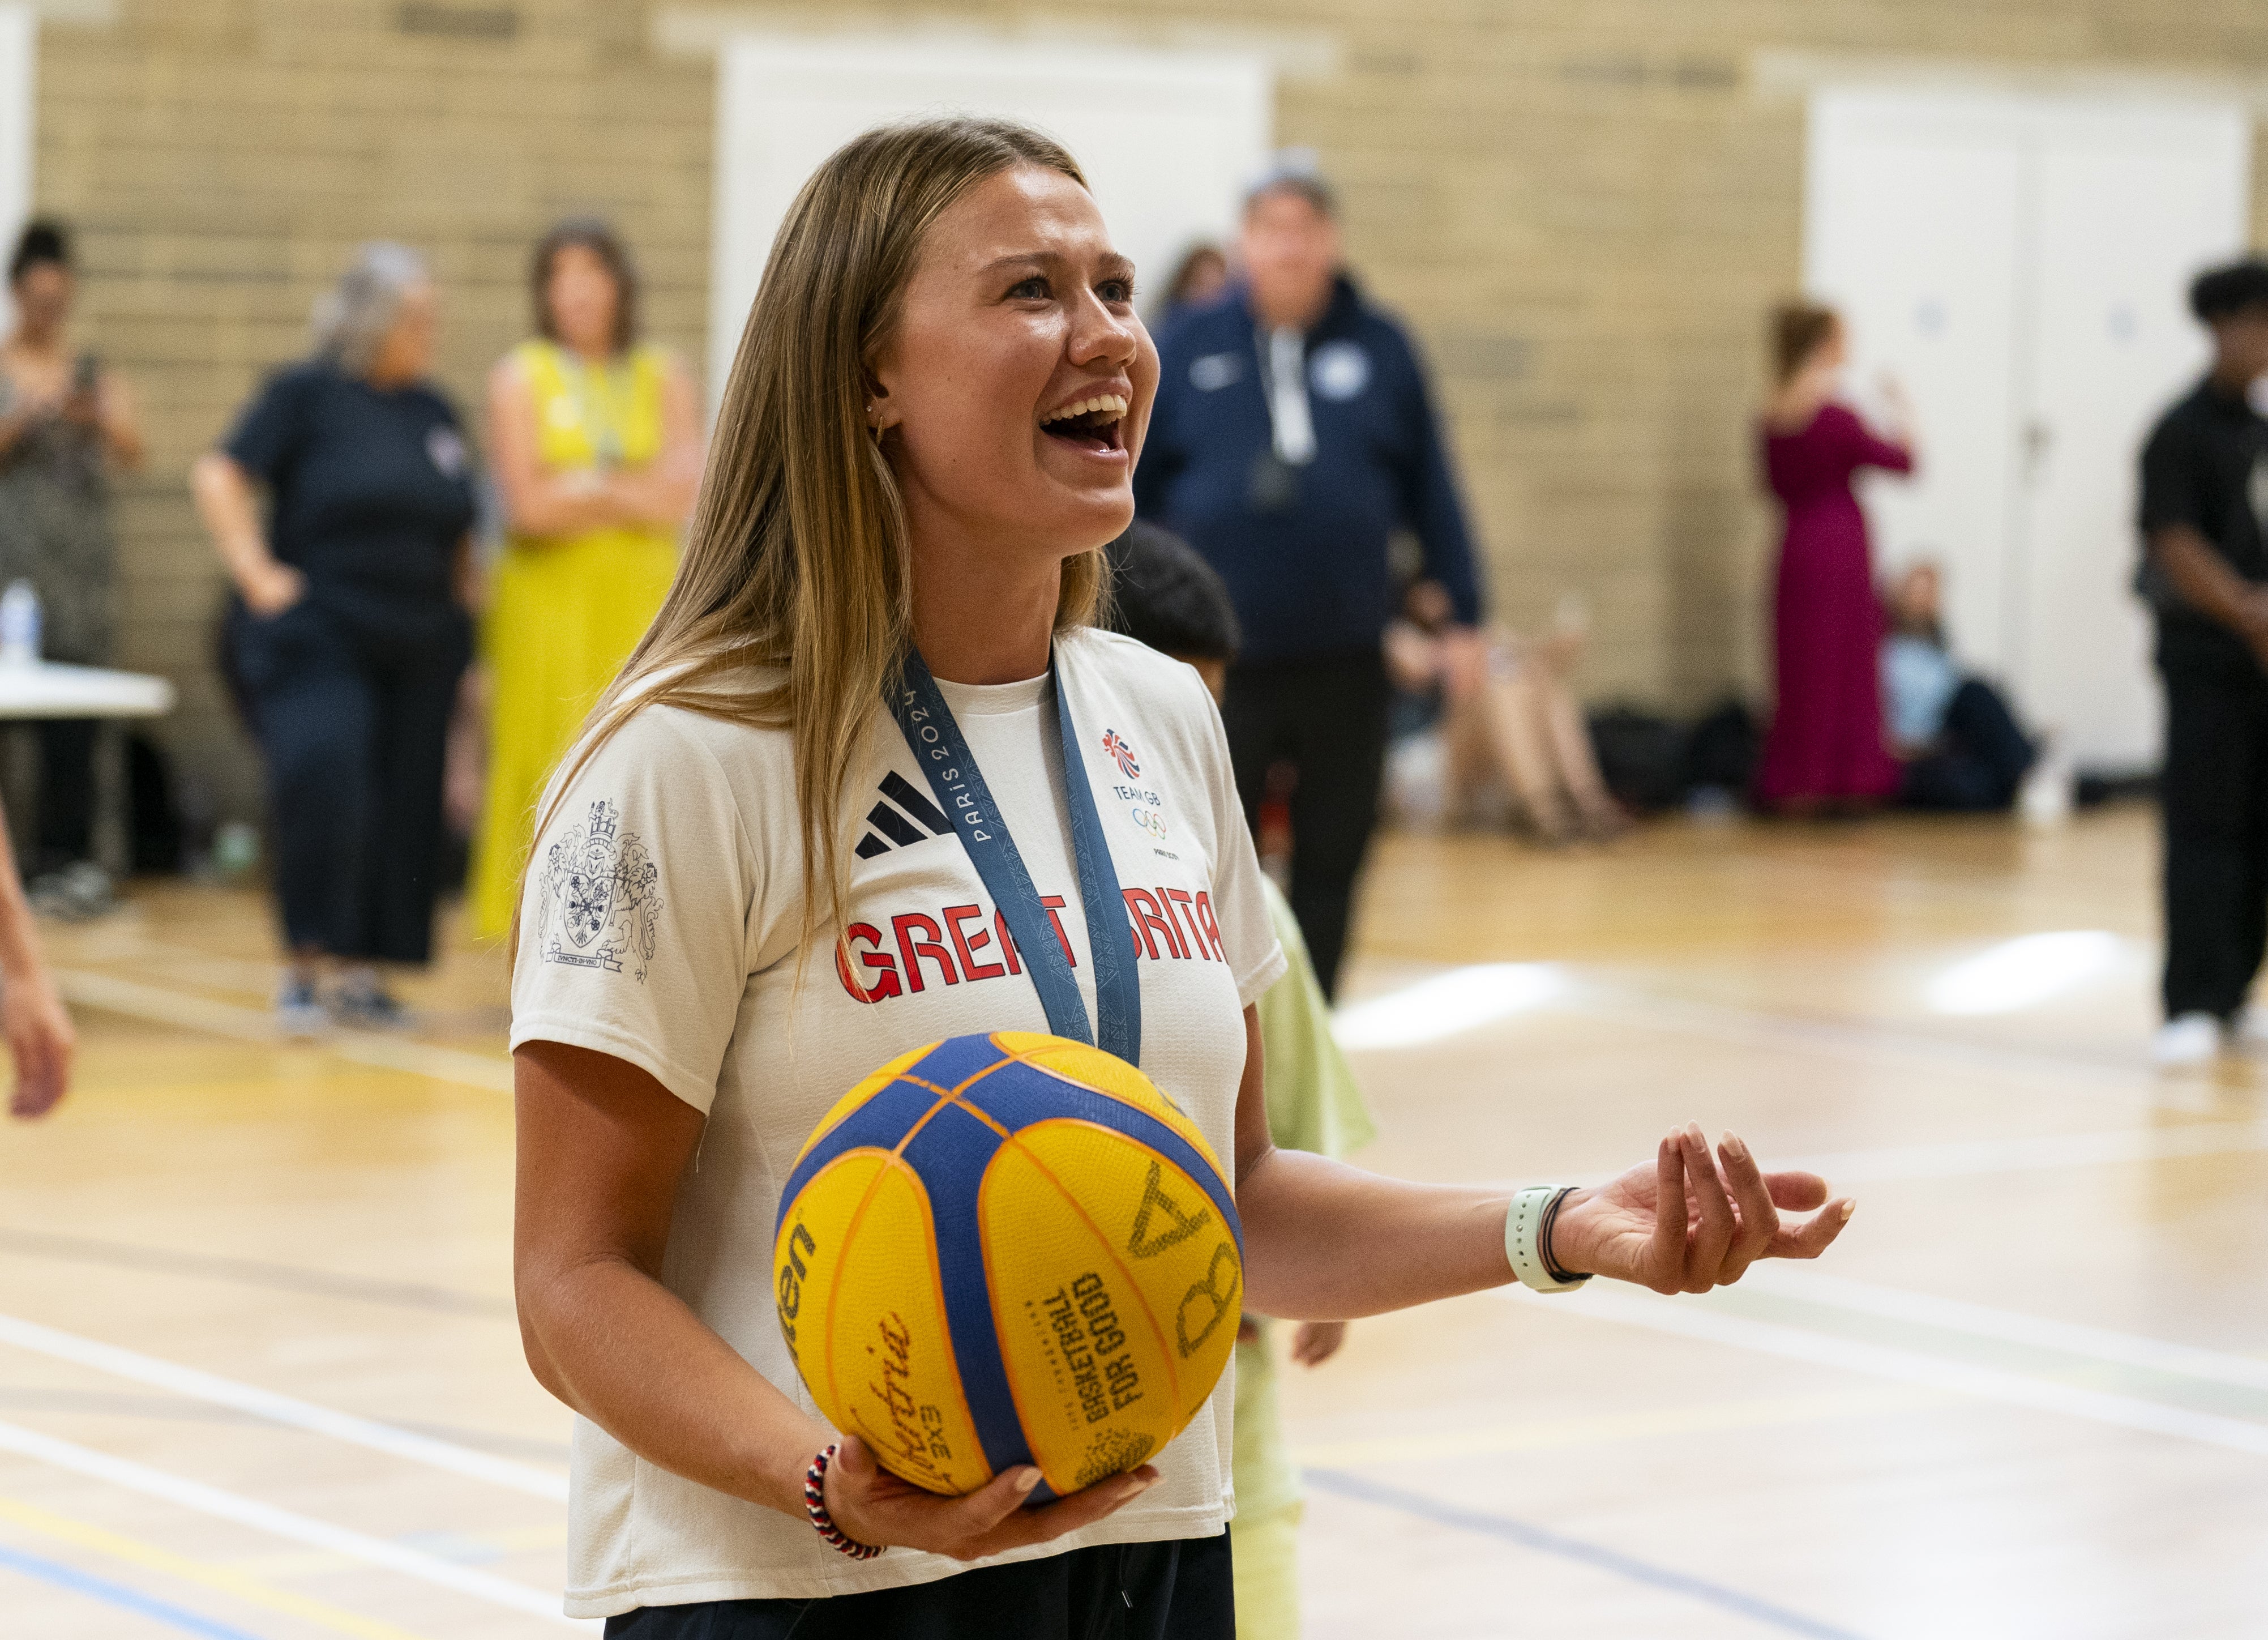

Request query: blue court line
[
  {"left": 0, "top": 1541, "right": 268, "bottom": 1639},
  {"left": 1304, "top": 1469, "right": 1870, "bottom": 1640}
]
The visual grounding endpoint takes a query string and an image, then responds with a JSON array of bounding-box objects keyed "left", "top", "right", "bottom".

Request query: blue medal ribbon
[{"left": 888, "top": 648, "right": 1141, "bottom": 1065}]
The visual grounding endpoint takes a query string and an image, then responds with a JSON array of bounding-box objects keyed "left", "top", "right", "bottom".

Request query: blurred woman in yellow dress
[{"left": 470, "top": 219, "right": 702, "bottom": 938}]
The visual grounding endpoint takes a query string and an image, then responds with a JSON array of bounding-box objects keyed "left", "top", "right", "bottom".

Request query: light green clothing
[
  {"left": 1229, "top": 1503, "right": 1304, "bottom": 1640},
  {"left": 1253, "top": 875, "right": 1378, "bottom": 1163},
  {"left": 1232, "top": 875, "right": 1376, "bottom": 1528}
]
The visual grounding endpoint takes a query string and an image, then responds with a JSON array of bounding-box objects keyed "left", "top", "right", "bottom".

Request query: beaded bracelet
[{"left": 804, "top": 1443, "right": 884, "bottom": 1560}]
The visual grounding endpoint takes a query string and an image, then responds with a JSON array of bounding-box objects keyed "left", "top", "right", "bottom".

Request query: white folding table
[{"left": 0, "top": 661, "right": 178, "bottom": 875}]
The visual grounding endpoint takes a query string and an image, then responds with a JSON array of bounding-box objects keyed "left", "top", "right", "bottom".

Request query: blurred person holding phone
[
  {"left": 0, "top": 218, "right": 147, "bottom": 910},
  {"left": 2136, "top": 259, "right": 2268, "bottom": 1069},
  {"left": 192, "top": 244, "right": 477, "bottom": 1033},
  {"left": 468, "top": 218, "right": 701, "bottom": 941},
  {"left": 1137, "top": 151, "right": 1487, "bottom": 998}
]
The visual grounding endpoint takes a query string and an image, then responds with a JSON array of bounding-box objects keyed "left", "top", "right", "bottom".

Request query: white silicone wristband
[{"left": 1506, "top": 1185, "right": 1591, "bottom": 1294}]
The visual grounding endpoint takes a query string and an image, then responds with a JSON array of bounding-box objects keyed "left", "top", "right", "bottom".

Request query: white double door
[
  {"left": 1803, "top": 88, "right": 2251, "bottom": 771},
  {"left": 707, "top": 34, "right": 1273, "bottom": 419}
]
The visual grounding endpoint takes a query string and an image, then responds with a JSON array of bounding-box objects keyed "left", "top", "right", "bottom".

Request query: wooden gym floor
[{"left": 2, "top": 803, "right": 2263, "bottom": 1638}]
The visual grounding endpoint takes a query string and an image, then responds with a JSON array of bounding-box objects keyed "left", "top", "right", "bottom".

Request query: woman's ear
[
  {"left": 861, "top": 345, "right": 904, "bottom": 434},
  {"left": 863, "top": 376, "right": 900, "bottom": 435}
]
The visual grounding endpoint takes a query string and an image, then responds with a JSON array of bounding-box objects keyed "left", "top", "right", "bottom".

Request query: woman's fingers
[
  {"left": 33, "top": 1012, "right": 70, "bottom": 1113},
  {"left": 1681, "top": 1124, "right": 1736, "bottom": 1289},
  {"left": 8, "top": 1023, "right": 64, "bottom": 1119},
  {"left": 1647, "top": 1133, "right": 1686, "bottom": 1291},
  {"left": 819, "top": 1433, "right": 883, "bottom": 1543},
  {"left": 942, "top": 1457, "right": 1050, "bottom": 1539},
  {"left": 1767, "top": 1198, "right": 1856, "bottom": 1261},
  {"left": 1291, "top": 1319, "right": 1348, "bottom": 1367},
  {"left": 833, "top": 1435, "right": 1163, "bottom": 1561},
  {"left": 841, "top": 1439, "right": 1044, "bottom": 1556},
  {"left": 1715, "top": 1133, "right": 1779, "bottom": 1280},
  {"left": 974, "top": 1465, "right": 1162, "bottom": 1555},
  {"left": 1764, "top": 1171, "right": 1830, "bottom": 1212}
]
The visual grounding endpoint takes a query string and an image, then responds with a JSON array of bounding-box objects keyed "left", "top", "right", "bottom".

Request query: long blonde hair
[{"left": 519, "top": 117, "right": 1109, "bottom": 968}]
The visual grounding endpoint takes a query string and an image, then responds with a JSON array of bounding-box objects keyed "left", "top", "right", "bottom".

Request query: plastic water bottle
[{"left": 0, "top": 579, "right": 41, "bottom": 667}]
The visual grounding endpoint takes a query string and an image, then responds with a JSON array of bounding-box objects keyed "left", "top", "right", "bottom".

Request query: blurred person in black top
[
  {"left": 192, "top": 244, "right": 477, "bottom": 1035},
  {"left": 2136, "top": 258, "right": 2268, "bottom": 1069},
  {"left": 1136, "top": 151, "right": 1486, "bottom": 997}
]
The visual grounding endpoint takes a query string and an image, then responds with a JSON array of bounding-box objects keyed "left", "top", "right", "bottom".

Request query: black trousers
[
  {"left": 2160, "top": 669, "right": 2268, "bottom": 1020},
  {"left": 1901, "top": 678, "right": 2035, "bottom": 812},
  {"left": 1221, "top": 650, "right": 1390, "bottom": 1000},
  {"left": 230, "top": 599, "right": 469, "bottom": 966},
  {"left": 601, "top": 1534, "right": 1233, "bottom": 1640},
  {"left": 28, "top": 716, "right": 97, "bottom": 873}
]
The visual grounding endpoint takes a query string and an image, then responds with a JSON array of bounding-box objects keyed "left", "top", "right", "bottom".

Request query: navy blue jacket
[{"left": 1135, "top": 275, "right": 1483, "bottom": 665}]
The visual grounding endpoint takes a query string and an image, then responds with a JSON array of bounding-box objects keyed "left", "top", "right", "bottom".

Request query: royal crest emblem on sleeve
[{"left": 537, "top": 800, "right": 664, "bottom": 983}]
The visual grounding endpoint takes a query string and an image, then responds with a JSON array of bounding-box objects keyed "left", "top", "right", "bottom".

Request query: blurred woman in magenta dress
[{"left": 1756, "top": 303, "right": 1916, "bottom": 812}]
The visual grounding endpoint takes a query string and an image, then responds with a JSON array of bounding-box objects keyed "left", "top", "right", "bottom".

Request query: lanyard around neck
[
  {"left": 887, "top": 648, "right": 1141, "bottom": 1065},
  {"left": 553, "top": 345, "right": 627, "bottom": 470},
  {"left": 1261, "top": 326, "right": 1316, "bottom": 466}
]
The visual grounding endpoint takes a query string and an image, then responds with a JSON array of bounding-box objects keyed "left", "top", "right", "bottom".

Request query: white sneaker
[
  {"left": 2230, "top": 1008, "right": 2268, "bottom": 1057},
  {"left": 2151, "top": 1012, "right": 2222, "bottom": 1071}
]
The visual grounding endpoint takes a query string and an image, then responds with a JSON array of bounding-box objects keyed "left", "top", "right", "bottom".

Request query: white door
[
  {"left": 708, "top": 36, "right": 1272, "bottom": 413},
  {"left": 1804, "top": 88, "right": 2250, "bottom": 772},
  {"left": 1801, "top": 108, "right": 2027, "bottom": 691},
  {"left": 2014, "top": 112, "right": 2250, "bottom": 765}
]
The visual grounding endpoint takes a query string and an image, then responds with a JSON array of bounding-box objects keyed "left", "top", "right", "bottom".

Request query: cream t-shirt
[{"left": 510, "top": 626, "right": 1286, "bottom": 1616}]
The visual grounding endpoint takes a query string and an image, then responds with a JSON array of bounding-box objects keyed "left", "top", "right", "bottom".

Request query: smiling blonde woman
[{"left": 508, "top": 118, "right": 1854, "bottom": 1639}]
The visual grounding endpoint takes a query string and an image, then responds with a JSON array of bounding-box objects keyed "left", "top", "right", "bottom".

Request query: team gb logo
[{"left": 1102, "top": 729, "right": 1141, "bottom": 779}]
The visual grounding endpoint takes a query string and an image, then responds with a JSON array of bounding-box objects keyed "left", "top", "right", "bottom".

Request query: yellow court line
[
  {"left": 0, "top": 1494, "right": 435, "bottom": 1640},
  {"left": 1294, "top": 1383, "right": 1946, "bottom": 1470}
]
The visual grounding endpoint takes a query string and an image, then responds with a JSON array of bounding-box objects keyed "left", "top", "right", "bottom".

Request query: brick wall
[
  {"left": 37, "top": 0, "right": 716, "bottom": 827},
  {"left": 28, "top": 1, "right": 2268, "bottom": 828}
]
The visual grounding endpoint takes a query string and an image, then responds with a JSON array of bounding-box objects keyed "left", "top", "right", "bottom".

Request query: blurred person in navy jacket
[{"left": 1136, "top": 151, "right": 1485, "bottom": 997}]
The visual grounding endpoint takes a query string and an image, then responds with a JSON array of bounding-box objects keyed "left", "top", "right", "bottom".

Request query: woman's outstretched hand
[
  {"left": 1548, "top": 1123, "right": 1852, "bottom": 1294},
  {"left": 823, "top": 1434, "right": 1161, "bottom": 1562}
]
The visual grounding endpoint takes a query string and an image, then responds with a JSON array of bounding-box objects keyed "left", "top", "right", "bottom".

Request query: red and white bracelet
[{"left": 804, "top": 1443, "right": 884, "bottom": 1560}]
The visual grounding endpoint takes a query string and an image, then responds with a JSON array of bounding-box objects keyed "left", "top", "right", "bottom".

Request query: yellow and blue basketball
[{"left": 773, "top": 1031, "right": 1242, "bottom": 1501}]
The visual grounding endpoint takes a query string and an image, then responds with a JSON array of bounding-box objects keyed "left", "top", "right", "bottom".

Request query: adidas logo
[{"left": 854, "top": 771, "right": 955, "bottom": 860}]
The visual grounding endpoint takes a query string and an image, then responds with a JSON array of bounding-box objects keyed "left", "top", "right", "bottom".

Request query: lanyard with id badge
[{"left": 1247, "top": 326, "right": 1315, "bottom": 514}]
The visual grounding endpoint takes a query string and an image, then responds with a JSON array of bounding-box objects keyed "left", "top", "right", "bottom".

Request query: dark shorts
[{"left": 600, "top": 1533, "right": 1233, "bottom": 1640}]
